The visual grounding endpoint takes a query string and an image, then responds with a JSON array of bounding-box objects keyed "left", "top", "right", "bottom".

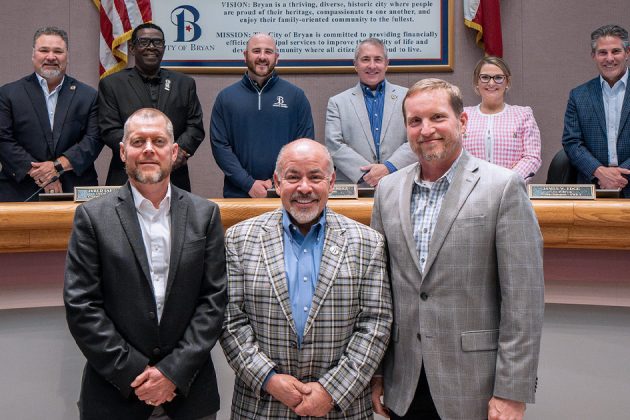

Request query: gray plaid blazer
[
  {"left": 372, "top": 151, "right": 544, "bottom": 419},
  {"left": 220, "top": 208, "right": 392, "bottom": 419}
]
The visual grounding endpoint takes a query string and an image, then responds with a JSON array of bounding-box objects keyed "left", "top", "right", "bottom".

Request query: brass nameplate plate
[
  {"left": 330, "top": 183, "right": 358, "bottom": 199},
  {"left": 528, "top": 184, "right": 595, "bottom": 200},
  {"left": 74, "top": 186, "right": 122, "bottom": 202}
]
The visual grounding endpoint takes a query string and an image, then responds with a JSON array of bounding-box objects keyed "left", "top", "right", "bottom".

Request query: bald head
[
  {"left": 246, "top": 32, "right": 277, "bottom": 50},
  {"left": 275, "top": 139, "right": 334, "bottom": 178}
]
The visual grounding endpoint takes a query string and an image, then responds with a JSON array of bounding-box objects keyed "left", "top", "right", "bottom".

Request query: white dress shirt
[{"left": 131, "top": 184, "right": 171, "bottom": 322}]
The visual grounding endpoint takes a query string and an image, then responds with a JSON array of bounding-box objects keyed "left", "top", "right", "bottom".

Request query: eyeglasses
[
  {"left": 479, "top": 74, "right": 506, "bottom": 84},
  {"left": 134, "top": 38, "right": 165, "bottom": 48}
]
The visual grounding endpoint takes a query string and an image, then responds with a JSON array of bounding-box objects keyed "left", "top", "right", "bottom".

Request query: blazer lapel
[
  {"left": 157, "top": 69, "right": 172, "bottom": 112},
  {"left": 127, "top": 70, "right": 151, "bottom": 104},
  {"left": 260, "top": 211, "right": 298, "bottom": 336},
  {"left": 303, "top": 211, "right": 347, "bottom": 337},
  {"left": 52, "top": 78, "right": 75, "bottom": 152},
  {"left": 350, "top": 83, "right": 377, "bottom": 158},
  {"left": 381, "top": 82, "right": 400, "bottom": 142},
  {"left": 23, "top": 74, "right": 54, "bottom": 155},
  {"left": 618, "top": 80, "right": 630, "bottom": 135},
  {"left": 115, "top": 184, "right": 153, "bottom": 290},
  {"left": 398, "top": 164, "right": 423, "bottom": 275},
  {"left": 422, "top": 152, "right": 479, "bottom": 277},
  {"left": 165, "top": 186, "right": 187, "bottom": 299},
  {"left": 587, "top": 78, "right": 607, "bottom": 136}
]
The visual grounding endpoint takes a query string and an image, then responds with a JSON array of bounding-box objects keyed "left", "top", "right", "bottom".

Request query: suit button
[
  {"left": 420, "top": 292, "right": 428, "bottom": 301},
  {"left": 148, "top": 312, "right": 155, "bottom": 320},
  {"left": 290, "top": 342, "right": 298, "bottom": 348},
  {"left": 153, "top": 347, "right": 161, "bottom": 355},
  {"left": 416, "top": 333, "right": 422, "bottom": 341}
]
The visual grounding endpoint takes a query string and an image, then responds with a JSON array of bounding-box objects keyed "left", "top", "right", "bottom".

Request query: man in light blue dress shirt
[
  {"left": 221, "top": 139, "right": 392, "bottom": 419},
  {"left": 563, "top": 24, "right": 630, "bottom": 197}
]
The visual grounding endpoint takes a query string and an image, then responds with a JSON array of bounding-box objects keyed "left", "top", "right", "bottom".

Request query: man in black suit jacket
[
  {"left": 0, "top": 26, "right": 101, "bottom": 201},
  {"left": 64, "top": 108, "right": 226, "bottom": 420},
  {"left": 98, "top": 22, "right": 204, "bottom": 192}
]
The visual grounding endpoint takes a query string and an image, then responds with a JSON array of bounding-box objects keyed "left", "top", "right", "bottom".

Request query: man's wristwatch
[{"left": 54, "top": 159, "right": 64, "bottom": 174}]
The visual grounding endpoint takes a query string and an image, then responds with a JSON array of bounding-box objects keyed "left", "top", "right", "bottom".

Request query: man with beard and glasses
[
  {"left": 563, "top": 24, "right": 630, "bottom": 197},
  {"left": 210, "top": 33, "right": 314, "bottom": 198},
  {"left": 0, "top": 26, "right": 101, "bottom": 201},
  {"left": 220, "top": 138, "right": 392, "bottom": 419},
  {"left": 370, "top": 79, "right": 544, "bottom": 420},
  {"left": 99, "top": 22, "right": 204, "bottom": 192},
  {"left": 65, "top": 108, "right": 227, "bottom": 420}
]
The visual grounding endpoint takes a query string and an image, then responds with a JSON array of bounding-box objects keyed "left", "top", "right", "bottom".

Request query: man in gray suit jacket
[
  {"left": 64, "top": 109, "right": 226, "bottom": 420},
  {"left": 370, "top": 79, "right": 544, "bottom": 420},
  {"left": 220, "top": 139, "right": 392, "bottom": 419},
  {"left": 325, "top": 38, "right": 416, "bottom": 186}
]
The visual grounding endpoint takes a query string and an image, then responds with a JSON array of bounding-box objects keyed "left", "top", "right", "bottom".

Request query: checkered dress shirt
[{"left": 411, "top": 154, "right": 461, "bottom": 272}]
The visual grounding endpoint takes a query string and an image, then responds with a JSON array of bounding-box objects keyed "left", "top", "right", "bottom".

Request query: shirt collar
[
  {"left": 361, "top": 80, "right": 386, "bottom": 97},
  {"left": 36, "top": 73, "right": 64, "bottom": 95},
  {"left": 134, "top": 67, "right": 163, "bottom": 84},
  {"left": 415, "top": 149, "right": 463, "bottom": 187},
  {"left": 282, "top": 207, "right": 327, "bottom": 239},
  {"left": 130, "top": 183, "right": 172, "bottom": 213},
  {"left": 600, "top": 67, "right": 629, "bottom": 90}
]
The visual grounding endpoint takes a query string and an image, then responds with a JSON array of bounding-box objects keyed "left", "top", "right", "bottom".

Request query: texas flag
[{"left": 464, "top": 0, "right": 503, "bottom": 57}]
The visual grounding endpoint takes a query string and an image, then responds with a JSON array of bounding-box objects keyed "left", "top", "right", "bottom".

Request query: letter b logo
[{"left": 171, "top": 5, "right": 201, "bottom": 42}]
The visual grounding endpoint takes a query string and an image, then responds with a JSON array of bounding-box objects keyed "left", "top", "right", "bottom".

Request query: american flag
[
  {"left": 464, "top": 0, "right": 503, "bottom": 57},
  {"left": 94, "top": 0, "right": 152, "bottom": 78}
]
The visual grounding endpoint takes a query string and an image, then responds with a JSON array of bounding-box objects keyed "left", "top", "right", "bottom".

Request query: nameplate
[
  {"left": 528, "top": 184, "right": 595, "bottom": 200},
  {"left": 74, "top": 186, "right": 122, "bottom": 202},
  {"left": 330, "top": 183, "right": 358, "bottom": 199}
]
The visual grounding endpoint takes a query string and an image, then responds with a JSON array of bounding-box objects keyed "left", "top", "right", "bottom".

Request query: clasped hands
[
  {"left": 265, "top": 373, "right": 334, "bottom": 417},
  {"left": 131, "top": 366, "right": 177, "bottom": 407},
  {"left": 28, "top": 161, "right": 61, "bottom": 192}
]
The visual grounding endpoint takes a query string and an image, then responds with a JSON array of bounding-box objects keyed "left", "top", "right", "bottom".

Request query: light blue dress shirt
[
  {"left": 36, "top": 73, "right": 64, "bottom": 130},
  {"left": 600, "top": 68, "right": 628, "bottom": 166}
]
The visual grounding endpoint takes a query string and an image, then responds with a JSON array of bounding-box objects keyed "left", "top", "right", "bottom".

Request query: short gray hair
[
  {"left": 122, "top": 108, "right": 174, "bottom": 143},
  {"left": 275, "top": 139, "right": 334, "bottom": 178},
  {"left": 590, "top": 25, "right": 629, "bottom": 52},
  {"left": 354, "top": 38, "right": 388, "bottom": 61},
  {"left": 33, "top": 26, "right": 69, "bottom": 49}
]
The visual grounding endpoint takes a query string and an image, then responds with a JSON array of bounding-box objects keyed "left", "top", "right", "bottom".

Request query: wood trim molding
[{"left": 1, "top": 198, "right": 630, "bottom": 253}]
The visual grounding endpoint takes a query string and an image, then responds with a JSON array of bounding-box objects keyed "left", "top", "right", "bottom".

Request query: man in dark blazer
[
  {"left": 563, "top": 24, "right": 630, "bottom": 197},
  {"left": 371, "top": 79, "right": 544, "bottom": 420},
  {"left": 64, "top": 108, "right": 226, "bottom": 420},
  {"left": 99, "top": 22, "right": 204, "bottom": 192},
  {"left": 0, "top": 26, "right": 101, "bottom": 201}
]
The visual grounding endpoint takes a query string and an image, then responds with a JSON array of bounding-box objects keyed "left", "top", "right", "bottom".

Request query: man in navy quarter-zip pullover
[{"left": 210, "top": 33, "right": 314, "bottom": 198}]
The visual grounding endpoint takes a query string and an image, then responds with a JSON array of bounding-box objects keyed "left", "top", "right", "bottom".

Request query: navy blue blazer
[
  {"left": 562, "top": 75, "right": 630, "bottom": 197},
  {"left": 0, "top": 73, "right": 101, "bottom": 201}
]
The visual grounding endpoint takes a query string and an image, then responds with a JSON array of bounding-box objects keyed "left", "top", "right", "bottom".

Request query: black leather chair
[{"left": 546, "top": 149, "right": 578, "bottom": 184}]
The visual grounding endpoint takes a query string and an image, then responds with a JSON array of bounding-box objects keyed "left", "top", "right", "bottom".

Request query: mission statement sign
[{"left": 153, "top": 0, "right": 453, "bottom": 72}]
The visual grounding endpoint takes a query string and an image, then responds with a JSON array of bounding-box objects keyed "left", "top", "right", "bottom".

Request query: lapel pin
[
  {"left": 70, "top": 85, "right": 76, "bottom": 90},
  {"left": 165, "top": 79, "right": 171, "bottom": 91},
  {"left": 330, "top": 245, "right": 339, "bottom": 255}
]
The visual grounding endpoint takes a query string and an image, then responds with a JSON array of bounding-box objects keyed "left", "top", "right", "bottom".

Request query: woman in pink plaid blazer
[{"left": 463, "top": 57, "right": 542, "bottom": 181}]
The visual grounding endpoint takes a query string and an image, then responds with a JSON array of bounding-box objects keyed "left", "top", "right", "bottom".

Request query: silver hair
[
  {"left": 275, "top": 139, "right": 334, "bottom": 178},
  {"left": 354, "top": 38, "right": 388, "bottom": 62},
  {"left": 122, "top": 108, "right": 174, "bottom": 143},
  {"left": 590, "top": 24, "right": 629, "bottom": 52},
  {"left": 33, "top": 26, "right": 69, "bottom": 49}
]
